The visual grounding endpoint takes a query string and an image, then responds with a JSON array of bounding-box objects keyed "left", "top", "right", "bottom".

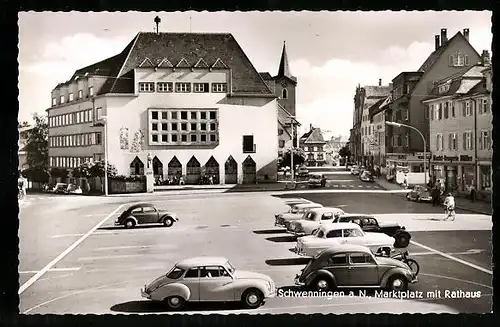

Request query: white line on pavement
[
  {"left": 411, "top": 249, "right": 484, "bottom": 256},
  {"left": 19, "top": 267, "right": 81, "bottom": 274},
  {"left": 410, "top": 240, "right": 492, "bottom": 275},
  {"left": 50, "top": 230, "right": 117, "bottom": 238},
  {"left": 272, "top": 189, "right": 409, "bottom": 195},
  {"left": 19, "top": 202, "right": 133, "bottom": 295},
  {"left": 93, "top": 244, "right": 177, "bottom": 251},
  {"left": 327, "top": 180, "right": 355, "bottom": 182},
  {"left": 77, "top": 254, "right": 155, "bottom": 261}
]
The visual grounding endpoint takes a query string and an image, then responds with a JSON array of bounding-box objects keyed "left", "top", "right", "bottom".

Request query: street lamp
[
  {"left": 94, "top": 116, "right": 109, "bottom": 196},
  {"left": 290, "top": 116, "right": 297, "bottom": 182},
  {"left": 385, "top": 121, "right": 427, "bottom": 186}
]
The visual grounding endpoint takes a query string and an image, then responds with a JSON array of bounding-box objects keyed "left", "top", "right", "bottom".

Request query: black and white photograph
[{"left": 17, "top": 10, "right": 492, "bottom": 315}]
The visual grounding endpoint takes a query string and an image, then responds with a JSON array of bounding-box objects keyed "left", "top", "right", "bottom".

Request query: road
[{"left": 18, "top": 171, "right": 492, "bottom": 314}]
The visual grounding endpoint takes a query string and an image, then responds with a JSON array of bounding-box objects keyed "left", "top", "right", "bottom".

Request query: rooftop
[{"left": 176, "top": 256, "right": 229, "bottom": 268}]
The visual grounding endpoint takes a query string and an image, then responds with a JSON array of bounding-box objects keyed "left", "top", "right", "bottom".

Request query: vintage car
[
  {"left": 308, "top": 173, "right": 327, "bottom": 188},
  {"left": 350, "top": 166, "right": 360, "bottom": 175},
  {"left": 333, "top": 214, "right": 411, "bottom": 248},
  {"left": 275, "top": 202, "right": 324, "bottom": 228},
  {"left": 51, "top": 183, "right": 68, "bottom": 194},
  {"left": 115, "top": 203, "right": 179, "bottom": 228},
  {"left": 294, "top": 244, "right": 417, "bottom": 292},
  {"left": 359, "top": 170, "right": 374, "bottom": 182},
  {"left": 406, "top": 185, "right": 432, "bottom": 202},
  {"left": 283, "top": 198, "right": 312, "bottom": 207},
  {"left": 293, "top": 223, "right": 395, "bottom": 257},
  {"left": 287, "top": 207, "right": 346, "bottom": 236},
  {"left": 297, "top": 166, "right": 310, "bottom": 177},
  {"left": 141, "top": 256, "right": 276, "bottom": 310}
]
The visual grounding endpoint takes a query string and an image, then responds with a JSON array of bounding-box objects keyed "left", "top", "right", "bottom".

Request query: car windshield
[
  {"left": 224, "top": 261, "right": 235, "bottom": 274},
  {"left": 305, "top": 212, "right": 316, "bottom": 221},
  {"left": 166, "top": 266, "right": 185, "bottom": 279}
]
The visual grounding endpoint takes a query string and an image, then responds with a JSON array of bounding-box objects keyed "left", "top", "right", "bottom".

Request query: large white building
[{"left": 47, "top": 30, "right": 282, "bottom": 185}]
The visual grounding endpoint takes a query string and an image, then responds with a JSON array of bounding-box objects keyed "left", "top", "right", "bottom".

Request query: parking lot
[{"left": 19, "top": 189, "right": 492, "bottom": 314}]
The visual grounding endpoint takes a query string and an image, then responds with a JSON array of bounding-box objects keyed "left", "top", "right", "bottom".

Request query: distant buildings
[
  {"left": 300, "top": 125, "right": 326, "bottom": 166},
  {"left": 46, "top": 29, "right": 291, "bottom": 185},
  {"left": 18, "top": 126, "right": 34, "bottom": 172}
]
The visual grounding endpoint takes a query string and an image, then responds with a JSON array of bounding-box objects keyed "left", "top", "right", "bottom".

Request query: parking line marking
[
  {"left": 19, "top": 202, "right": 132, "bottom": 295},
  {"left": 410, "top": 240, "right": 492, "bottom": 275},
  {"left": 77, "top": 254, "right": 154, "bottom": 261},
  {"left": 19, "top": 267, "right": 81, "bottom": 274},
  {"left": 93, "top": 244, "right": 176, "bottom": 251}
]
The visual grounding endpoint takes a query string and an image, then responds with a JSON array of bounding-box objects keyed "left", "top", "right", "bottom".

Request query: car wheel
[
  {"left": 312, "top": 276, "right": 332, "bottom": 292},
  {"left": 416, "top": 196, "right": 421, "bottom": 202},
  {"left": 163, "top": 217, "right": 174, "bottom": 227},
  {"left": 124, "top": 219, "right": 135, "bottom": 229},
  {"left": 394, "top": 231, "right": 410, "bottom": 248},
  {"left": 164, "top": 296, "right": 185, "bottom": 310},
  {"left": 242, "top": 288, "right": 263, "bottom": 309},
  {"left": 387, "top": 275, "right": 408, "bottom": 292},
  {"left": 406, "top": 194, "right": 410, "bottom": 201}
]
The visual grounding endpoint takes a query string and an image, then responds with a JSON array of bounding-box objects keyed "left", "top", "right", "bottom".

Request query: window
[
  {"left": 463, "top": 131, "right": 473, "bottom": 150},
  {"left": 171, "top": 123, "right": 178, "bottom": 131},
  {"left": 438, "top": 103, "right": 443, "bottom": 120},
  {"left": 282, "top": 88, "right": 288, "bottom": 99},
  {"left": 166, "top": 266, "right": 184, "bottom": 279},
  {"left": 212, "top": 83, "right": 227, "bottom": 93},
  {"left": 152, "top": 134, "right": 158, "bottom": 142},
  {"left": 350, "top": 253, "right": 374, "bottom": 264},
  {"left": 480, "top": 130, "right": 491, "bottom": 150},
  {"left": 184, "top": 268, "right": 199, "bottom": 278},
  {"left": 449, "top": 53, "right": 469, "bottom": 67},
  {"left": 139, "top": 82, "right": 154, "bottom": 92},
  {"left": 479, "top": 98, "right": 489, "bottom": 114},
  {"left": 96, "top": 132, "right": 102, "bottom": 145},
  {"left": 69, "top": 93, "right": 74, "bottom": 101},
  {"left": 465, "top": 101, "right": 472, "bottom": 116},
  {"left": 162, "top": 112, "right": 168, "bottom": 120},
  {"left": 327, "top": 254, "right": 347, "bottom": 265},
  {"left": 191, "top": 111, "right": 197, "bottom": 119},
  {"left": 157, "top": 82, "right": 173, "bottom": 92},
  {"left": 191, "top": 134, "right": 197, "bottom": 142},
  {"left": 326, "top": 229, "right": 342, "bottom": 238},
  {"left": 444, "top": 102, "right": 449, "bottom": 119},
  {"left": 60, "top": 95, "right": 65, "bottom": 104},
  {"left": 175, "top": 82, "right": 191, "bottom": 93},
  {"left": 190, "top": 123, "right": 197, "bottom": 131},
  {"left": 201, "top": 134, "right": 207, "bottom": 142},
  {"left": 88, "top": 86, "right": 94, "bottom": 96},
  {"left": 162, "top": 123, "right": 168, "bottom": 131},
  {"left": 201, "top": 266, "right": 222, "bottom": 278},
  {"left": 96, "top": 107, "right": 103, "bottom": 120},
  {"left": 171, "top": 134, "right": 178, "bottom": 142},
  {"left": 181, "top": 134, "right": 187, "bottom": 142},
  {"left": 78, "top": 90, "right": 83, "bottom": 99},
  {"left": 88, "top": 110, "right": 92, "bottom": 121},
  {"left": 210, "top": 111, "right": 217, "bottom": 120},
  {"left": 193, "top": 83, "right": 209, "bottom": 93},
  {"left": 210, "top": 134, "right": 216, "bottom": 142},
  {"left": 343, "top": 229, "right": 364, "bottom": 237},
  {"left": 402, "top": 109, "right": 408, "bottom": 120},
  {"left": 161, "top": 134, "right": 168, "bottom": 143},
  {"left": 243, "top": 135, "right": 255, "bottom": 153},
  {"left": 52, "top": 98, "right": 57, "bottom": 106},
  {"left": 403, "top": 134, "right": 409, "bottom": 147},
  {"left": 181, "top": 111, "right": 188, "bottom": 120},
  {"left": 171, "top": 112, "right": 178, "bottom": 119},
  {"left": 433, "top": 105, "right": 439, "bottom": 120},
  {"left": 181, "top": 123, "right": 187, "bottom": 131},
  {"left": 210, "top": 123, "right": 216, "bottom": 131},
  {"left": 152, "top": 111, "right": 159, "bottom": 120},
  {"left": 449, "top": 133, "right": 457, "bottom": 150},
  {"left": 450, "top": 101, "right": 455, "bottom": 117},
  {"left": 200, "top": 123, "right": 207, "bottom": 131},
  {"left": 436, "top": 134, "right": 443, "bottom": 151},
  {"left": 200, "top": 112, "right": 207, "bottom": 120},
  {"left": 279, "top": 140, "right": 285, "bottom": 148},
  {"left": 152, "top": 123, "right": 158, "bottom": 131}
]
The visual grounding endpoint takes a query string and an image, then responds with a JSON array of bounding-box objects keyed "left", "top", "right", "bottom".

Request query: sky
[{"left": 18, "top": 11, "right": 492, "bottom": 139}]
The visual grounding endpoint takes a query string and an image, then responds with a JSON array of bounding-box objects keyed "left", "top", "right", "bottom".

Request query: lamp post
[
  {"left": 100, "top": 116, "right": 109, "bottom": 196},
  {"left": 290, "top": 116, "right": 296, "bottom": 182},
  {"left": 385, "top": 121, "right": 427, "bottom": 186}
]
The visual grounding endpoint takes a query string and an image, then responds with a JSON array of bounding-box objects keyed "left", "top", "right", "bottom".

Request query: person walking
[
  {"left": 469, "top": 181, "right": 476, "bottom": 202},
  {"left": 431, "top": 185, "right": 440, "bottom": 206}
]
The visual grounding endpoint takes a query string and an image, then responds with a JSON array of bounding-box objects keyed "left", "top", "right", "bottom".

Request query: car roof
[
  {"left": 294, "top": 203, "right": 322, "bottom": 208},
  {"left": 339, "top": 214, "right": 375, "bottom": 219},
  {"left": 309, "top": 207, "right": 344, "bottom": 213},
  {"left": 127, "top": 203, "right": 155, "bottom": 209},
  {"left": 176, "top": 256, "right": 228, "bottom": 269},
  {"left": 320, "top": 222, "right": 361, "bottom": 231},
  {"left": 319, "top": 244, "right": 372, "bottom": 255}
]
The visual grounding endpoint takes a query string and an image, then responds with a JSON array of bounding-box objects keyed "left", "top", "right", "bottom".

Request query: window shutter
[
  {"left": 463, "top": 132, "right": 467, "bottom": 150},
  {"left": 448, "top": 134, "right": 452, "bottom": 150},
  {"left": 479, "top": 132, "right": 483, "bottom": 150},
  {"left": 444, "top": 103, "right": 449, "bottom": 119},
  {"left": 465, "top": 55, "right": 470, "bottom": 66},
  {"left": 449, "top": 55, "right": 454, "bottom": 66},
  {"left": 462, "top": 102, "right": 466, "bottom": 116},
  {"left": 477, "top": 100, "right": 482, "bottom": 114}
]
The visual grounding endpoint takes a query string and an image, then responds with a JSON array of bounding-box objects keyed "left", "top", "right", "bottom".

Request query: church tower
[{"left": 274, "top": 41, "right": 297, "bottom": 116}]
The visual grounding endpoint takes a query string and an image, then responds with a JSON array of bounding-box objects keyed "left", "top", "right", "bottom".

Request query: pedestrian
[
  {"left": 431, "top": 185, "right": 440, "bottom": 206},
  {"left": 469, "top": 182, "right": 476, "bottom": 202}
]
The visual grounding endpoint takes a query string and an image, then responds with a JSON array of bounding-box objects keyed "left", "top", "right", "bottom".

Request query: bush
[{"left": 111, "top": 175, "right": 146, "bottom": 182}]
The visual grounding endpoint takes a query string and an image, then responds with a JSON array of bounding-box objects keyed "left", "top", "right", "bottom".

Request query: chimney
[
  {"left": 310, "top": 123, "right": 313, "bottom": 131},
  {"left": 440, "top": 28, "right": 448, "bottom": 44},
  {"left": 434, "top": 35, "right": 440, "bottom": 50},
  {"left": 378, "top": 78, "right": 382, "bottom": 86},
  {"left": 463, "top": 28, "right": 470, "bottom": 41},
  {"left": 481, "top": 50, "right": 491, "bottom": 66}
]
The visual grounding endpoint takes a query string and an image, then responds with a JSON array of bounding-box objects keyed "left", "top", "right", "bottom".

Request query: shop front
[{"left": 432, "top": 154, "right": 474, "bottom": 193}]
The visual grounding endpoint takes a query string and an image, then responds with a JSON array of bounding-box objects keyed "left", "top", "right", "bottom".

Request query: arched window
[{"left": 282, "top": 88, "right": 288, "bottom": 99}]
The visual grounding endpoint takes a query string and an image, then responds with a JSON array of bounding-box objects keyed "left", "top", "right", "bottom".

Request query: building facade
[
  {"left": 18, "top": 126, "right": 34, "bottom": 172},
  {"left": 300, "top": 125, "right": 326, "bottom": 166},
  {"left": 368, "top": 98, "right": 387, "bottom": 166},
  {"left": 423, "top": 54, "right": 491, "bottom": 198},
  {"left": 384, "top": 28, "right": 481, "bottom": 173},
  {"left": 47, "top": 31, "right": 281, "bottom": 185}
]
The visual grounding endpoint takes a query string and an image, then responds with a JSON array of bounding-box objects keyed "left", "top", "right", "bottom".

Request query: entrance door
[
  {"left": 204, "top": 156, "right": 220, "bottom": 184},
  {"left": 242, "top": 156, "right": 256, "bottom": 184},
  {"left": 224, "top": 156, "right": 237, "bottom": 184},
  {"left": 153, "top": 156, "right": 163, "bottom": 180},
  {"left": 186, "top": 156, "right": 201, "bottom": 185},
  {"left": 168, "top": 156, "right": 182, "bottom": 179}
]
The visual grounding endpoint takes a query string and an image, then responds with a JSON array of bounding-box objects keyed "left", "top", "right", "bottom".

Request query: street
[{"left": 18, "top": 171, "right": 492, "bottom": 314}]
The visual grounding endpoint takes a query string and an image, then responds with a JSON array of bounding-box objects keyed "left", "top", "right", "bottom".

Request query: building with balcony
[
  {"left": 383, "top": 28, "right": 482, "bottom": 173},
  {"left": 422, "top": 52, "right": 491, "bottom": 198},
  {"left": 47, "top": 30, "right": 282, "bottom": 185},
  {"left": 300, "top": 125, "right": 326, "bottom": 166}
]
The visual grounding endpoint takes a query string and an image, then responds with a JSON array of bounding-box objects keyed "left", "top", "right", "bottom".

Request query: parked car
[
  {"left": 66, "top": 183, "right": 83, "bottom": 194},
  {"left": 275, "top": 202, "right": 324, "bottom": 228},
  {"left": 406, "top": 185, "right": 432, "bottom": 202},
  {"left": 115, "top": 203, "right": 179, "bottom": 228},
  {"left": 141, "top": 256, "right": 276, "bottom": 310},
  {"left": 333, "top": 214, "right": 411, "bottom": 248},
  {"left": 287, "top": 207, "right": 346, "bottom": 236},
  {"left": 359, "top": 170, "right": 374, "bottom": 182},
  {"left": 293, "top": 222, "right": 395, "bottom": 257},
  {"left": 294, "top": 244, "right": 417, "bottom": 292},
  {"left": 350, "top": 166, "right": 360, "bottom": 175},
  {"left": 51, "top": 183, "right": 68, "bottom": 194},
  {"left": 308, "top": 173, "right": 327, "bottom": 188},
  {"left": 283, "top": 198, "right": 312, "bottom": 207},
  {"left": 297, "top": 166, "right": 309, "bottom": 177}
]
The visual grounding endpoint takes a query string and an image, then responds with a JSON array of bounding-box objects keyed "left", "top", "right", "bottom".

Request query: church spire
[{"left": 277, "top": 41, "right": 292, "bottom": 78}]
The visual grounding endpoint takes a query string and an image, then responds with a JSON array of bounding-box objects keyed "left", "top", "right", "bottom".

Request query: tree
[
  {"left": 338, "top": 145, "right": 351, "bottom": 159},
  {"left": 21, "top": 113, "right": 49, "bottom": 182},
  {"left": 278, "top": 148, "right": 306, "bottom": 169},
  {"left": 89, "top": 160, "right": 118, "bottom": 179},
  {"left": 50, "top": 167, "right": 69, "bottom": 180},
  {"left": 18, "top": 121, "right": 30, "bottom": 128}
]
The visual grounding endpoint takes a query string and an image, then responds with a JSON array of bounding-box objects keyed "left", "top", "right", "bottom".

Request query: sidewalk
[
  {"left": 154, "top": 182, "right": 289, "bottom": 193},
  {"left": 374, "top": 177, "right": 492, "bottom": 215}
]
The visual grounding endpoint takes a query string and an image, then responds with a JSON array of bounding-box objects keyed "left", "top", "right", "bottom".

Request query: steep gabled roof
[
  {"left": 277, "top": 103, "right": 300, "bottom": 126},
  {"left": 259, "top": 72, "right": 273, "bottom": 80},
  {"left": 368, "top": 98, "right": 386, "bottom": 119},
  {"left": 67, "top": 32, "right": 274, "bottom": 96},
  {"left": 301, "top": 128, "right": 326, "bottom": 144},
  {"left": 364, "top": 85, "right": 391, "bottom": 98}
]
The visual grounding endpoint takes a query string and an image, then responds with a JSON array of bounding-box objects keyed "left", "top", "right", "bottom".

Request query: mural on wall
[
  {"left": 130, "top": 130, "right": 145, "bottom": 153},
  {"left": 119, "top": 127, "right": 129, "bottom": 150}
]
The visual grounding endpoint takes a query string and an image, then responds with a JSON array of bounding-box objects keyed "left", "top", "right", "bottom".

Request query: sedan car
[
  {"left": 51, "top": 183, "right": 68, "bottom": 194},
  {"left": 297, "top": 166, "right": 309, "bottom": 177},
  {"left": 284, "top": 198, "right": 312, "bottom": 207},
  {"left": 350, "top": 166, "right": 360, "bottom": 175},
  {"left": 293, "top": 223, "right": 395, "bottom": 257},
  {"left": 115, "top": 203, "right": 179, "bottom": 228},
  {"left": 141, "top": 256, "right": 276, "bottom": 310},
  {"left": 406, "top": 185, "right": 432, "bottom": 202},
  {"left": 275, "top": 203, "right": 324, "bottom": 228},
  {"left": 308, "top": 173, "right": 327, "bottom": 188},
  {"left": 333, "top": 214, "right": 411, "bottom": 248},
  {"left": 359, "top": 170, "right": 374, "bottom": 182},
  {"left": 294, "top": 244, "right": 417, "bottom": 292},
  {"left": 287, "top": 207, "right": 345, "bottom": 236}
]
